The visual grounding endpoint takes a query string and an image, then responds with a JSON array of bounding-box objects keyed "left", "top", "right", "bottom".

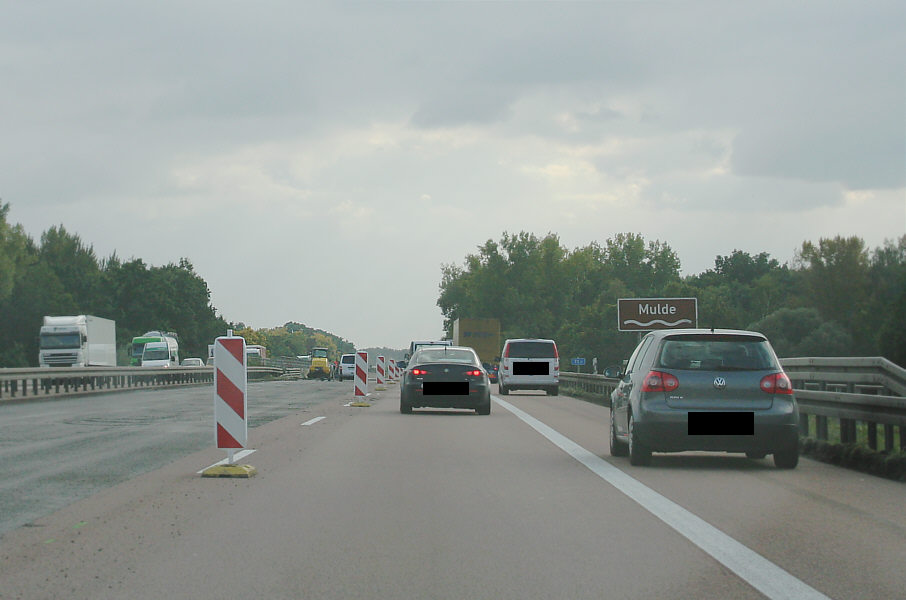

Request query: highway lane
[
  {"left": 0, "top": 385, "right": 904, "bottom": 599},
  {"left": 0, "top": 379, "right": 350, "bottom": 536}
]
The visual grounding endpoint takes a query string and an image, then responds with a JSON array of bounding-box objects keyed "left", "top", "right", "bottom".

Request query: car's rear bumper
[
  {"left": 500, "top": 375, "right": 559, "bottom": 390},
  {"left": 634, "top": 403, "right": 799, "bottom": 452},
  {"left": 402, "top": 384, "right": 490, "bottom": 409}
]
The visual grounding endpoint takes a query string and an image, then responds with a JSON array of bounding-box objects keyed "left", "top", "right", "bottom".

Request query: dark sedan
[
  {"left": 607, "top": 328, "right": 800, "bottom": 469},
  {"left": 401, "top": 346, "right": 491, "bottom": 415}
]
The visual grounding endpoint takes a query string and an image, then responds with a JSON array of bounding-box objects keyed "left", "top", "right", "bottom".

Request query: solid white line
[
  {"left": 493, "top": 396, "right": 833, "bottom": 600},
  {"left": 197, "top": 449, "right": 257, "bottom": 474},
  {"left": 302, "top": 416, "right": 327, "bottom": 426}
]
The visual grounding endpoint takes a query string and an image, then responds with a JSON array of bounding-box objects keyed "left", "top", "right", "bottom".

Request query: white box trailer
[{"left": 38, "top": 315, "right": 117, "bottom": 367}]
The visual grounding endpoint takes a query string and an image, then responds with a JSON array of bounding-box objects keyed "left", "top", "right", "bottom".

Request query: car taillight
[
  {"left": 503, "top": 344, "right": 510, "bottom": 358},
  {"left": 760, "top": 372, "right": 793, "bottom": 394},
  {"left": 411, "top": 368, "right": 428, "bottom": 376},
  {"left": 641, "top": 370, "right": 679, "bottom": 392},
  {"left": 465, "top": 370, "right": 482, "bottom": 377},
  {"left": 552, "top": 343, "right": 559, "bottom": 359}
]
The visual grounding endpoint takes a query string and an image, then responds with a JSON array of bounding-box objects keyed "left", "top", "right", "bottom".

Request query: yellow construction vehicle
[{"left": 308, "top": 347, "right": 332, "bottom": 380}]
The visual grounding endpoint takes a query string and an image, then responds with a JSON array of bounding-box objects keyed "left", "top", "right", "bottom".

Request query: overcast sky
[{"left": 3, "top": 2, "right": 904, "bottom": 349}]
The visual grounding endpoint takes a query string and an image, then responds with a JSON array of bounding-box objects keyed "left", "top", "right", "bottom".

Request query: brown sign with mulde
[{"left": 618, "top": 298, "right": 698, "bottom": 331}]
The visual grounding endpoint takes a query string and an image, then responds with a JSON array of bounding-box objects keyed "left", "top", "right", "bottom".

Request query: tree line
[
  {"left": 437, "top": 231, "right": 906, "bottom": 368},
  {"left": 0, "top": 203, "right": 352, "bottom": 366}
]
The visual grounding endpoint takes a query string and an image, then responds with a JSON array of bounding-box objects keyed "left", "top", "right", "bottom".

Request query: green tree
[
  {"left": 0, "top": 202, "right": 28, "bottom": 302},
  {"left": 795, "top": 236, "right": 871, "bottom": 351},
  {"left": 748, "top": 308, "right": 852, "bottom": 358}
]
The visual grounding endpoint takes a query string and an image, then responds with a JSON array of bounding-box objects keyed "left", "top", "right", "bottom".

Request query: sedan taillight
[
  {"left": 411, "top": 368, "right": 428, "bottom": 376},
  {"left": 641, "top": 370, "right": 679, "bottom": 392},
  {"left": 465, "top": 370, "right": 483, "bottom": 377},
  {"left": 760, "top": 372, "right": 793, "bottom": 394}
]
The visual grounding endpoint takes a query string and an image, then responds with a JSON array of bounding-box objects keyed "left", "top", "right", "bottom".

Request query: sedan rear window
[
  {"left": 415, "top": 348, "right": 478, "bottom": 364},
  {"left": 656, "top": 335, "right": 777, "bottom": 371},
  {"left": 507, "top": 341, "right": 556, "bottom": 358}
]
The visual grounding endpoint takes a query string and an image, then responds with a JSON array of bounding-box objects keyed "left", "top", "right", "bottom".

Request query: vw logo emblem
[{"left": 713, "top": 377, "right": 727, "bottom": 390}]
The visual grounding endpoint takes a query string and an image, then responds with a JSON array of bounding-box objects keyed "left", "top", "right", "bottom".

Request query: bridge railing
[
  {"left": 0, "top": 365, "right": 286, "bottom": 402},
  {"left": 781, "top": 357, "right": 906, "bottom": 453},
  {"left": 560, "top": 357, "right": 906, "bottom": 453}
]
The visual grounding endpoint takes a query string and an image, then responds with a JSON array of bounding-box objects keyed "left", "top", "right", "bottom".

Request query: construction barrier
[
  {"left": 354, "top": 351, "right": 369, "bottom": 399},
  {"left": 204, "top": 332, "right": 256, "bottom": 477},
  {"left": 377, "top": 355, "right": 386, "bottom": 385}
]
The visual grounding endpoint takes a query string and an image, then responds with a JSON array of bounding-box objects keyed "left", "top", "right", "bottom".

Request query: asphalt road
[
  {"left": 0, "top": 378, "right": 349, "bottom": 536},
  {"left": 0, "top": 382, "right": 904, "bottom": 599}
]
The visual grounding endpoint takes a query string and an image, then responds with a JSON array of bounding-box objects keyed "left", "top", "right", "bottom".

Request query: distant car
[
  {"left": 498, "top": 338, "right": 560, "bottom": 396},
  {"left": 606, "top": 328, "right": 799, "bottom": 469},
  {"left": 401, "top": 345, "right": 491, "bottom": 415},
  {"left": 180, "top": 357, "right": 204, "bottom": 367},
  {"left": 482, "top": 362, "right": 499, "bottom": 384},
  {"left": 338, "top": 353, "right": 356, "bottom": 380}
]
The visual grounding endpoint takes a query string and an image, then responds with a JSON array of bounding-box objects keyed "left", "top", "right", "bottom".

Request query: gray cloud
[{"left": 2, "top": 1, "right": 903, "bottom": 347}]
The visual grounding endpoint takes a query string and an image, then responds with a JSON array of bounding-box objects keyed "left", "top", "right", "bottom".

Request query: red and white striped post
[
  {"left": 354, "top": 351, "right": 369, "bottom": 399},
  {"left": 389, "top": 359, "right": 397, "bottom": 382},
  {"left": 376, "top": 355, "right": 386, "bottom": 385},
  {"left": 214, "top": 332, "right": 247, "bottom": 464}
]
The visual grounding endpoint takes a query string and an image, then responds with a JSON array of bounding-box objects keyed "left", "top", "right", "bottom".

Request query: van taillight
[
  {"left": 503, "top": 344, "right": 510, "bottom": 358},
  {"left": 552, "top": 343, "right": 559, "bottom": 359},
  {"left": 760, "top": 373, "right": 793, "bottom": 394},
  {"left": 641, "top": 370, "right": 679, "bottom": 392}
]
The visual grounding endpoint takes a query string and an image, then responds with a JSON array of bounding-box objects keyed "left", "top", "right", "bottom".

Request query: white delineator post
[
  {"left": 377, "top": 355, "right": 386, "bottom": 385},
  {"left": 214, "top": 333, "right": 247, "bottom": 464},
  {"left": 354, "top": 351, "right": 369, "bottom": 399}
]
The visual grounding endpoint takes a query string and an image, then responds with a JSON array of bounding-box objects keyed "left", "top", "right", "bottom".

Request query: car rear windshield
[
  {"left": 415, "top": 348, "right": 478, "bottom": 365},
  {"left": 341, "top": 355, "right": 355, "bottom": 364},
  {"left": 656, "top": 334, "right": 777, "bottom": 371},
  {"left": 507, "top": 341, "right": 556, "bottom": 358}
]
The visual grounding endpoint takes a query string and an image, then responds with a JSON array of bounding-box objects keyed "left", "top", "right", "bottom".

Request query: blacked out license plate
[
  {"left": 422, "top": 381, "right": 469, "bottom": 395},
  {"left": 688, "top": 412, "right": 754, "bottom": 435},
  {"left": 513, "top": 361, "right": 549, "bottom": 376}
]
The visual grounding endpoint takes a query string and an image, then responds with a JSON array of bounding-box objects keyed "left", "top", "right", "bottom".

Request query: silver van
[{"left": 498, "top": 338, "right": 560, "bottom": 396}]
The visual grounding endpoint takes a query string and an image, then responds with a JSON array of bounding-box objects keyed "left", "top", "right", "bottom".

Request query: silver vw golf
[{"left": 607, "top": 329, "right": 800, "bottom": 468}]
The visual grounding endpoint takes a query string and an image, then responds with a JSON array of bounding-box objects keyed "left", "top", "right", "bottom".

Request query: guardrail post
[
  {"left": 883, "top": 424, "right": 894, "bottom": 452},
  {"left": 799, "top": 413, "right": 810, "bottom": 436},
  {"left": 816, "top": 415, "right": 828, "bottom": 441},
  {"left": 840, "top": 418, "right": 857, "bottom": 444},
  {"left": 867, "top": 423, "right": 878, "bottom": 450}
]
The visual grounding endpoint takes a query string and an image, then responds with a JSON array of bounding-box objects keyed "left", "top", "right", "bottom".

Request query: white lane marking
[
  {"left": 197, "top": 449, "right": 257, "bottom": 474},
  {"left": 302, "top": 416, "right": 327, "bottom": 426},
  {"left": 493, "top": 396, "right": 833, "bottom": 600}
]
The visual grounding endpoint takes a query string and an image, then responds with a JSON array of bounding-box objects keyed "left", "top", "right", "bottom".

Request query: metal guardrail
[
  {"left": 0, "top": 365, "right": 289, "bottom": 402},
  {"left": 559, "top": 372, "right": 617, "bottom": 404},
  {"left": 560, "top": 357, "right": 906, "bottom": 453},
  {"left": 780, "top": 357, "right": 906, "bottom": 452}
]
